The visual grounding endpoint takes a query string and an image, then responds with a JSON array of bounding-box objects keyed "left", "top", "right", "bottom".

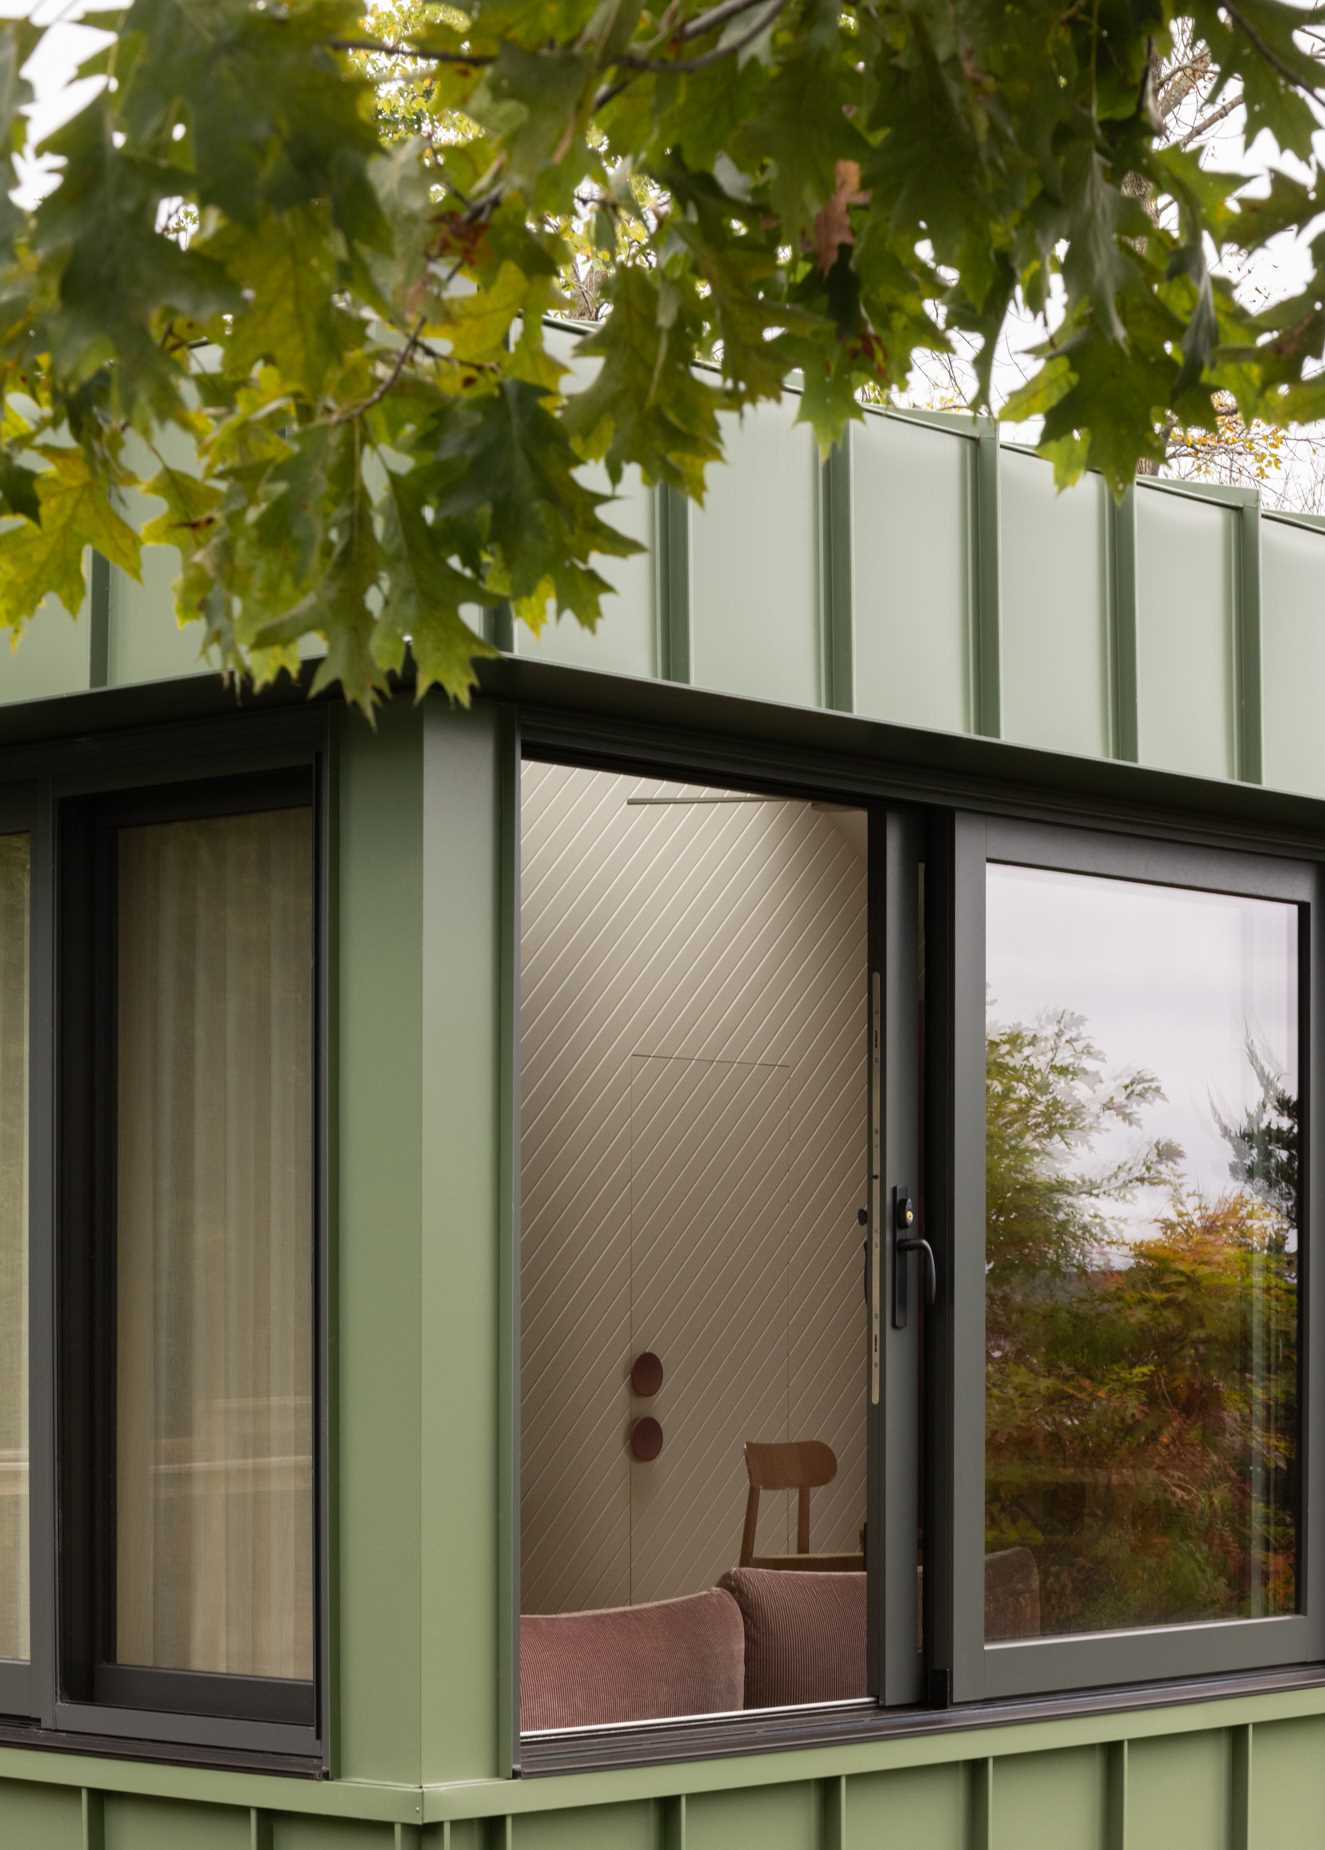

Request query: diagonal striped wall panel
[{"left": 520, "top": 762, "right": 869, "bottom": 1616}]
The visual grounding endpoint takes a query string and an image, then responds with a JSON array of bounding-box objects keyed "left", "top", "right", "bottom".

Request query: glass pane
[
  {"left": 115, "top": 807, "right": 314, "bottom": 1679},
  {"left": 0, "top": 837, "right": 28, "bottom": 1664},
  {"left": 986, "top": 863, "right": 1299, "bottom": 1640},
  {"left": 518, "top": 764, "right": 871, "bottom": 1728}
]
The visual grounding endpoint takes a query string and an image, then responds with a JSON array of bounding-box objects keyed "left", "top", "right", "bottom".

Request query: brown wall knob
[
  {"left": 630, "top": 1350, "right": 664, "bottom": 1397},
  {"left": 630, "top": 1416, "right": 663, "bottom": 1462}
]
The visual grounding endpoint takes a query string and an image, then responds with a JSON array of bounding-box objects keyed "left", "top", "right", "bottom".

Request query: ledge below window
[{"left": 518, "top": 1664, "right": 1325, "bottom": 1776}]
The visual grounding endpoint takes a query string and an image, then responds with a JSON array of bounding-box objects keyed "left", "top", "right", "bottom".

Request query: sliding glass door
[{"left": 516, "top": 755, "right": 926, "bottom": 1737}]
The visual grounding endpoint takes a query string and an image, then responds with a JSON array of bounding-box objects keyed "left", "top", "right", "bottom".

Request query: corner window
[
  {"left": 108, "top": 797, "right": 315, "bottom": 1694},
  {"left": 946, "top": 820, "right": 1323, "bottom": 1701},
  {"left": 514, "top": 741, "right": 1325, "bottom": 1758},
  {"left": 0, "top": 728, "right": 326, "bottom": 1764}
]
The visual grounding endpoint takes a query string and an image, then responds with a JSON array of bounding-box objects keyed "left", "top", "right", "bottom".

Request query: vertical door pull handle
[{"left": 892, "top": 1185, "right": 937, "bottom": 1328}]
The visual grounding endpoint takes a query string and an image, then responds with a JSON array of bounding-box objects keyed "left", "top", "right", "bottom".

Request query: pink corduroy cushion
[
  {"left": 719, "top": 1568, "right": 867, "bottom": 1709},
  {"left": 520, "top": 1588, "right": 745, "bottom": 1731}
]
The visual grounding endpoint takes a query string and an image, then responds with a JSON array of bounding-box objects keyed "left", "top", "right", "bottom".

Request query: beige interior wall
[{"left": 520, "top": 765, "right": 868, "bottom": 1615}]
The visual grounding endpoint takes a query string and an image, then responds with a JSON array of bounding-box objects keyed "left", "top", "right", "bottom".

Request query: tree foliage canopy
[
  {"left": 2, "top": 1, "right": 1325, "bottom": 708},
  {"left": 986, "top": 1007, "right": 1299, "bottom": 1634}
]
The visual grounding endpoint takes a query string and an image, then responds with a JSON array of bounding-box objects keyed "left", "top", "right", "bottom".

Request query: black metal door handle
[{"left": 892, "top": 1185, "right": 937, "bottom": 1328}]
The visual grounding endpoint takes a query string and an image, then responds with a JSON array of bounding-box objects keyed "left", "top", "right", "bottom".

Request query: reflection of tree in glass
[
  {"left": 1214, "top": 1038, "right": 1300, "bottom": 1228},
  {"left": 986, "top": 1007, "right": 1298, "bottom": 1639}
]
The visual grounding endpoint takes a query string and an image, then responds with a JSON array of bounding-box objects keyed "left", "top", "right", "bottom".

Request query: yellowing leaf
[
  {"left": 431, "top": 261, "right": 530, "bottom": 365},
  {"left": 0, "top": 448, "right": 140, "bottom": 625}
]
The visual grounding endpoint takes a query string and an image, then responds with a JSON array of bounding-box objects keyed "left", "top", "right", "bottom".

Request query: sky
[{"left": 987, "top": 862, "right": 1300, "bottom": 1254}]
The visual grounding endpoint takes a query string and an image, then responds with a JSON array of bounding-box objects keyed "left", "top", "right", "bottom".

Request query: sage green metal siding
[
  {"left": 1261, "top": 516, "right": 1325, "bottom": 797},
  {"left": 1135, "top": 488, "right": 1239, "bottom": 781},
  {"left": 851, "top": 411, "right": 973, "bottom": 733},
  {"left": 4, "top": 1694, "right": 1325, "bottom": 1848},
  {"left": 689, "top": 399, "right": 821, "bottom": 707},
  {"left": 513, "top": 327, "right": 658, "bottom": 680},
  {"left": 9, "top": 375, "right": 1325, "bottom": 1845},
  {"left": 999, "top": 449, "right": 1112, "bottom": 759}
]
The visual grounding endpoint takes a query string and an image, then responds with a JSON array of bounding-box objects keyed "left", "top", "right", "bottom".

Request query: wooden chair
[{"left": 739, "top": 1440, "right": 864, "bottom": 1573}]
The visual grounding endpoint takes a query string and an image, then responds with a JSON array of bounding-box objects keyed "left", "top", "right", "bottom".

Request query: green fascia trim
[
  {"left": 0, "top": 1755, "right": 423, "bottom": 1824},
  {"left": 1137, "top": 474, "right": 1260, "bottom": 510},
  {"left": 879, "top": 404, "right": 981, "bottom": 439},
  {"left": 421, "top": 1683, "right": 1325, "bottom": 1822},
  {"left": 1263, "top": 507, "right": 1325, "bottom": 536}
]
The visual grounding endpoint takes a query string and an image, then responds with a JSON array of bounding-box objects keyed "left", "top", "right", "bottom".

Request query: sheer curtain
[
  {"left": 115, "top": 806, "right": 313, "bottom": 1680},
  {"left": 0, "top": 836, "right": 28, "bottom": 1663}
]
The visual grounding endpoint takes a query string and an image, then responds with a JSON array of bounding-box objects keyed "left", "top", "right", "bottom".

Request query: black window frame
[
  {"left": 510, "top": 698, "right": 1325, "bottom": 1775},
  {"left": 0, "top": 709, "right": 331, "bottom": 1770},
  {"left": 938, "top": 815, "right": 1325, "bottom": 1702}
]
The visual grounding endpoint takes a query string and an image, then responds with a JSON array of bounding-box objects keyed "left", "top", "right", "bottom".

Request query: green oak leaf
[{"left": 0, "top": 447, "right": 141, "bottom": 625}]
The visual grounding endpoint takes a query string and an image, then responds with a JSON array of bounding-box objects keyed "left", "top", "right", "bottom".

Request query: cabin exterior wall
[{"left": 1, "top": 341, "right": 1325, "bottom": 1841}]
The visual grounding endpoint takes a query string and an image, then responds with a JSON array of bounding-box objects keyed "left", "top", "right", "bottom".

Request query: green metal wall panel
[
  {"left": 684, "top": 1780, "right": 819, "bottom": 1850},
  {"left": 514, "top": 327, "right": 658, "bottom": 680},
  {"left": 852, "top": 412, "right": 973, "bottom": 734},
  {"left": 0, "top": 1778, "right": 82, "bottom": 1849},
  {"left": 508, "top": 1799, "right": 657, "bottom": 1850},
  {"left": 999, "top": 450, "right": 1111, "bottom": 759},
  {"left": 0, "top": 588, "right": 95, "bottom": 704},
  {"left": 1135, "top": 488, "right": 1238, "bottom": 782},
  {"left": 689, "top": 399, "right": 821, "bottom": 707},
  {"left": 103, "top": 1794, "right": 251, "bottom": 1850},
  {"left": 846, "top": 1763, "right": 969, "bottom": 1849},
  {"left": 1260, "top": 518, "right": 1325, "bottom": 797},
  {"left": 1127, "top": 1729, "right": 1233, "bottom": 1850},
  {"left": 4, "top": 1661, "right": 1325, "bottom": 1843},
  {"left": 336, "top": 706, "right": 425, "bottom": 1785},
  {"left": 1252, "top": 1715, "right": 1325, "bottom": 1846},
  {"left": 105, "top": 552, "right": 204, "bottom": 687},
  {"left": 420, "top": 702, "right": 505, "bottom": 1784},
  {"left": 991, "top": 1744, "right": 1110, "bottom": 1850}
]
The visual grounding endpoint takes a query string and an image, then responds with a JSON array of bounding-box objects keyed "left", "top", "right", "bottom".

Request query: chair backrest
[{"left": 740, "top": 1440, "right": 838, "bottom": 1563}]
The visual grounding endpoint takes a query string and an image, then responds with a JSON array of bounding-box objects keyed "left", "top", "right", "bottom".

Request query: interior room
[{"left": 518, "top": 761, "right": 872, "bottom": 1728}]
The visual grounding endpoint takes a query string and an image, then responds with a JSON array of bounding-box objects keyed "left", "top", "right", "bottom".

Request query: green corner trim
[
  {"left": 654, "top": 484, "right": 691, "bottom": 684},
  {"left": 818, "top": 434, "right": 854, "bottom": 713},
  {"left": 1236, "top": 501, "right": 1264, "bottom": 787},
  {"left": 1107, "top": 488, "right": 1139, "bottom": 764},
  {"left": 973, "top": 421, "right": 1001, "bottom": 739},
  {"left": 88, "top": 553, "right": 110, "bottom": 691}
]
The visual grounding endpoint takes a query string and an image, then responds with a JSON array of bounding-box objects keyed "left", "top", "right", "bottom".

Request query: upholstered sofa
[{"left": 520, "top": 1549, "right": 1040, "bottom": 1731}]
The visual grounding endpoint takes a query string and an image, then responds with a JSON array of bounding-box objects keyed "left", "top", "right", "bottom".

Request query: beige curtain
[
  {"left": 115, "top": 807, "right": 313, "bottom": 1680},
  {"left": 0, "top": 836, "right": 28, "bottom": 1664}
]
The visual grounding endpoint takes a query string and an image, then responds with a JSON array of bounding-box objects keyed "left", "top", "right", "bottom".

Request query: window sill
[
  {"left": 517, "top": 1663, "right": 1325, "bottom": 1776},
  {"left": 0, "top": 1714, "right": 325, "bottom": 1779}
]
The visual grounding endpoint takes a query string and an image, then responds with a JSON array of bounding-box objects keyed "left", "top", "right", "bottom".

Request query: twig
[
  {"left": 329, "top": 317, "right": 428, "bottom": 425},
  {"left": 1222, "top": 3, "right": 1321, "bottom": 96},
  {"left": 673, "top": 0, "right": 786, "bottom": 45},
  {"left": 595, "top": 0, "right": 787, "bottom": 105},
  {"left": 328, "top": 36, "right": 495, "bottom": 67},
  {"left": 616, "top": 0, "right": 787, "bottom": 72},
  {"left": 1178, "top": 92, "right": 1243, "bottom": 149}
]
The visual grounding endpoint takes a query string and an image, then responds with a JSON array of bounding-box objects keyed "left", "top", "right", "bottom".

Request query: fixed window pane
[
  {"left": 985, "top": 864, "right": 1299, "bottom": 1640},
  {"left": 0, "top": 836, "right": 27, "bottom": 1664},
  {"left": 114, "top": 807, "right": 314, "bottom": 1680}
]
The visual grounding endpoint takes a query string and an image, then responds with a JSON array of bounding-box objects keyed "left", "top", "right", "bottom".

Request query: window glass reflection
[{"left": 986, "top": 864, "right": 1299, "bottom": 1640}]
